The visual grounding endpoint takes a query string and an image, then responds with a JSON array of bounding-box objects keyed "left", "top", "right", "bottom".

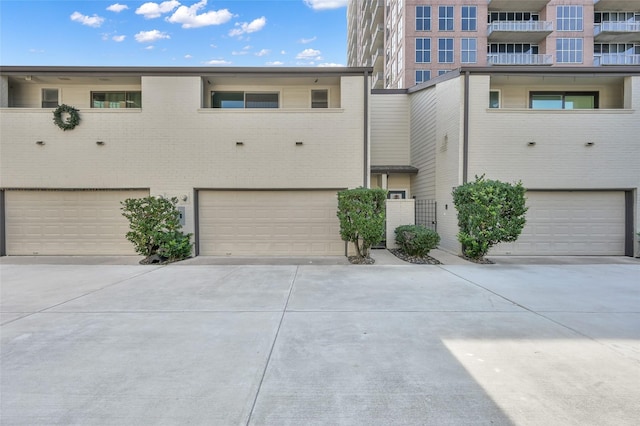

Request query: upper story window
[
  {"left": 557, "top": 6, "right": 583, "bottom": 31},
  {"left": 530, "top": 92, "right": 598, "bottom": 109},
  {"left": 415, "top": 70, "right": 431, "bottom": 84},
  {"left": 488, "top": 12, "right": 539, "bottom": 22},
  {"left": 556, "top": 38, "right": 583, "bottom": 63},
  {"left": 91, "top": 91, "right": 141, "bottom": 108},
  {"left": 594, "top": 12, "right": 640, "bottom": 23},
  {"left": 461, "top": 38, "right": 477, "bottom": 63},
  {"left": 461, "top": 6, "right": 477, "bottom": 31},
  {"left": 489, "top": 90, "right": 500, "bottom": 108},
  {"left": 438, "top": 38, "right": 454, "bottom": 63},
  {"left": 416, "top": 6, "right": 431, "bottom": 31},
  {"left": 415, "top": 37, "right": 431, "bottom": 63},
  {"left": 42, "top": 88, "right": 59, "bottom": 108},
  {"left": 439, "top": 6, "right": 454, "bottom": 31},
  {"left": 311, "top": 90, "right": 328, "bottom": 108},
  {"left": 212, "top": 92, "right": 279, "bottom": 109}
]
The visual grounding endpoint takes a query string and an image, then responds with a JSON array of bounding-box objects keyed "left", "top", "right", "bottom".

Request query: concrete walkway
[{"left": 1, "top": 260, "right": 639, "bottom": 425}]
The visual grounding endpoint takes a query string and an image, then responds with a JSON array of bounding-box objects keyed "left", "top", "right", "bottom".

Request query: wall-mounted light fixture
[
  {"left": 585, "top": 142, "right": 595, "bottom": 147},
  {"left": 181, "top": 195, "right": 188, "bottom": 202},
  {"left": 96, "top": 141, "right": 105, "bottom": 146},
  {"left": 295, "top": 141, "right": 303, "bottom": 146},
  {"left": 236, "top": 141, "right": 244, "bottom": 146},
  {"left": 36, "top": 140, "right": 45, "bottom": 145},
  {"left": 527, "top": 141, "right": 536, "bottom": 146}
]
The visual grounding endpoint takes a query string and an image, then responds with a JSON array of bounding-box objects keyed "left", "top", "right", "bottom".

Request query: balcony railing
[
  {"left": 487, "top": 53, "right": 553, "bottom": 65},
  {"left": 594, "top": 21, "right": 640, "bottom": 36},
  {"left": 488, "top": 20, "right": 553, "bottom": 34},
  {"left": 594, "top": 54, "right": 640, "bottom": 65}
]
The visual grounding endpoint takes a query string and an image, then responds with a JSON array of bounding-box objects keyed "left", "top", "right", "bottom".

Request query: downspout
[
  {"left": 463, "top": 70, "right": 470, "bottom": 184},
  {"left": 364, "top": 69, "right": 370, "bottom": 187},
  {"left": 193, "top": 189, "right": 199, "bottom": 257},
  {"left": 0, "top": 190, "right": 5, "bottom": 256}
]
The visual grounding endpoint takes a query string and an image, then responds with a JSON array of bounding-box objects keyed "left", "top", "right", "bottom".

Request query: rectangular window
[
  {"left": 556, "top": 38, "right": 583, "bottom": 63},
  {"left": 489, "top": 12, "right": 539, "bottom": 22},
  {"left": 311, "top": 90, "right": 328, "bottom": 108},
  {"left": 416, "top": 6, "right": 431, "bottom": 31},
  {"left": 415, "top": 70, "right": 431, "bottom": 84},
  {"left": 489, "top": 90, "right": 500, "bottom": 108},
  {"left": 438, "top": 38, "right": 454, "bottom": 63},
  {"left": 91, "top": 91, "right": 142, "bottom": 108},
  {"left": 42, "top": 88, "right": 59, "bottom": 108},
  {"left": 438, "top": 70, "right": 450, "bottom": 76},
  {"left": 557, "top": 6, "right": 583, "bottom": 31},
  {"left": 530, "top": 92, "right": 598, "bottom": 109},
  {"left": 415, "top": 38, "right": 431, "bottom": 63},
  {"left": 461, "top": 38, "right": 477, "bottom": 63},
  {"left": 439, "top": 6, "right": 454, "bottom": 31},
  {"left": 461, "top": 6, "right": 477, "bottom": 31},
  {"left": 212, "top": 92, "right": 279, "bottom": 109}
]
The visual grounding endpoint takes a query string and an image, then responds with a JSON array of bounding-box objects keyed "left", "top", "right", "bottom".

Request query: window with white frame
[
  {"left": 557, "top": 6, "right": 583, "bottom": 31},
  {"left": 461, "top": 38, "right": 477, "bottom": 63},
  {"left": 461, "top": 6, "right": 477, "bottom": 31},
  {"left": 530, "top": 92, "right": 598, "bottom": 109},
  {"left": 594, "top": 12, "right": 639, "bottom": 23},
  {"left": 439, "top": 6, "right": 454, "bottom": 31},
  {"left": 438, "top": 38, "right": 454, "bottom": 63},
  {"left": 416, "top": 37, "right": 431, "bottom": 63},
  {"left": 311, "top": 90, "right": 328, "bottom": 108},
  {"left": 415, "top": 70, "right": 431, "bottom": 84},
  {"left": 416, "top": 6, "right": 431, "bottom": 31},
  {"left": 42, "top": 88, "right": 59, "bottom": 108},
  {"left": 556, "top": 38, "right": 583, "bottom": 63},
  {"left": 91, "top": 91, "right": 142, "bottom": 108},
  {"left": 212, "top": 92, "right": 279, "bottom": 108},
  {"left": 438, "top": 70, "right": 450, "bottom": 76}
]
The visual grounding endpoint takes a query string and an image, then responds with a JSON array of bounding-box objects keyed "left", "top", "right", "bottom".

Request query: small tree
[
  {"left": 121, "top": 196, "right": 193, "bottom": 263},
  {"left": 452, "top": 175, "right": 527, "bottom": 261},
  {"left": 337, "top": 188, "right": 387, "bottom": 259}
]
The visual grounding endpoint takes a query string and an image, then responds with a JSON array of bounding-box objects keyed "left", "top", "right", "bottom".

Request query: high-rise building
[{"left": 347, "top": 0, "right": 640, "bottom": 89}]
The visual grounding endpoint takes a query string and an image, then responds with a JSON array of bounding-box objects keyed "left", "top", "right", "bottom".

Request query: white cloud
[
  {"left": 266, "top": 61, "right": 284, "bottom": 66},
  {"left": 107, "top": 3, "right": 129, "bottom": 13},
  {"left": 185, "top": 54, "right": 193, "bottom": 59},
  {"left": 166, "top": 0, "right": 232, "bottom": 28},
  {"left": 70, "top": 11, "right": 105, "bottom": 27},
  {"left": 296, "top": 48, "right": 322, "bottom": 60},
  {"left": 210, "top": 43, "right": 218, "bottom": 48},
  {"left": 136, "top": 1, "right": 179, "bottom": 19},
  {"left": 145, "top": 45, "right": 155, "bottom": 50},
  {"left": 229, "top": 16, "right": 266, "bottom": 37},
  {"left": 299, "top": 36, "right": 317, "bottom": 44},
  {"left": 205, "top": 59, "right": 232, "bottom": 65},
  {"left": 29, "top": 48, "right": 45, "bottom": 54},
  {"left": 255, "top": 49, "right": 270, "bottom": 57},
  {"left": 303, "top": 0, "right": 347, "bottom": 10},
  {"left": 232, "top": 50, "right": 249, "bottom": 56},
  {"left": 135, "top": 29, "right": 170, "bottom": 43},
  {"left": 280, "top": 50, "right": 286, "bottom": 54},
  {"left": 318, "top": 62, "right": 344, "bottom": 67},
  {"left": 113, "top": 35, "right": 126, "bottom": 42}
]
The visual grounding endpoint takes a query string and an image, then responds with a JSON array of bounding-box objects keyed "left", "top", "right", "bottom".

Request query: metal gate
[{"left": 415, "top": 199, "right": 437, "bottom": 231}]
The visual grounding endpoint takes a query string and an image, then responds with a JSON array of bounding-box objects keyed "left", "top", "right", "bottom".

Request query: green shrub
[
  {"left": 337, "top": 187, "right": 387, "bottom": 259},
  {"left": 452, "top": 175, "right": 528, "bottom": 260},
  {"left": 395, "top": 225, "right": 440, "bottom": 257},
  {"left": 121, "top": 196, "right": 193, "bottom": 262}
]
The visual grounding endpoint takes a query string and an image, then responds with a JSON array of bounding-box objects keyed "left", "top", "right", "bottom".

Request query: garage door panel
[
  {"left": 492, "top": 191, "right": 625, "bottom": 256},
  {"left": 6, "top": 190, "right": 148, "bottom": 255},
  {"left": 199, "top": 190, "right": 343, "bottom": 256}
]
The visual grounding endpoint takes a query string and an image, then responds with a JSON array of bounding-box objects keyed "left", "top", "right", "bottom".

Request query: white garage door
[
  {"left": 5, "top": 189, "right": 149, "bottom": 255},
  {"left": 491, "top": 191, "right": 625, "bottom": 256},
  {"left": 198, "top": 190, "right": 344, "bottom": 256}
]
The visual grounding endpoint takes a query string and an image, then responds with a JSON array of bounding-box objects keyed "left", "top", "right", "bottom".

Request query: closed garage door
[
  {"left": 492, "top": 191, "right": 625, "bottom": 256},
  {"left": 5, "top": 189, "right": 149, "bottom": 255},
  {"left": 198, "top": 190, "right": 343, "bottom": 256}
]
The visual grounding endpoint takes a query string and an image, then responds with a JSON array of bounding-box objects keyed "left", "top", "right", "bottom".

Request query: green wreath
[{"left": 53, "top": 104, "right": 80, "bottom": 131}]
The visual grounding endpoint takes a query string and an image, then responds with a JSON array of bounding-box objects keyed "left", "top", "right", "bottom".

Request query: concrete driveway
[{"left": 1, "top": 260, "right": 639, "bottom": 425}]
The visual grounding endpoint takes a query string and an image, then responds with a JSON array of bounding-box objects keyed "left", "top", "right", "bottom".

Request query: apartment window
[
  {"left": 212, "top": 92, "right": 279, "bottom": 108},
  {"left": 438, "top": 38, "right": 454, "bottom": 63},
  {"left": 461, "top": 6, "right": 477, "bottom": 31},
  {"left": 439, "top": 6, "right": 454, "bottom": 31},
  {"left": 489, "top": 12, "right": 539, "bottom": 22},
  {"left": 594, "top": 43, "right": 636, "bottom": 54},
  {"left": 438, "top": 70, "right": 451, "bottom": 76},
  {"left": 530, "top": 92, "right": 598, "bottom": 109},
  {"left": 91, "top": 91, "right": 142, "bottom": 108},
  {"left": 488, "top": 43, "right": 538, "bottom": 55},
  {"left": 556, "top": 38, "right": 583, "bottom": 63},
  {"left": 415, "top": 70, "right": 431, "bottom": 84},
  {"left": 594, "top": 12, "right": 639, "bottom": 23},
  {"left": 489, "top": 90, "right": 500, "bottom": 108},
  {"left": 416, "top": 6, "right": 431, "bottom": 31},
  {"left": 42, "top": 88, "right": 59, "bottom": 108},
  {"left": 416, "top": 38, "right": 431, "bottom": 63},
  {"left": 461, "top": 38, "right": 477, "bottom": 63},
  {"left": 311, "top": 90, "right": 328, "bottom": 108},
  {"left": 557, "top": 6, "right": 583, "bottom": 31}
]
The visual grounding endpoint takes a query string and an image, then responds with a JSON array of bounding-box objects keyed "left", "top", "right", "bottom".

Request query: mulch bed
[
  {"left": 389, "top": 249, "right": 441, "bottom": 265},
  {"left": 347, "top": 256, "right": 376, "bottom": 264}
]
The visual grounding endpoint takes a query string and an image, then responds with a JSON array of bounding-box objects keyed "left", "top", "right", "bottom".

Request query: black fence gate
[{"left": 415, "top": 199, "right": 437, "bottom": 231}]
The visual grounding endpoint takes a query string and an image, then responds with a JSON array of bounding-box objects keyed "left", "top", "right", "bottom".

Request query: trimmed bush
[
  {"left": 337, "top": 187, "right": 387, "bottom": 259},
  {"left": 452, "top": 175, "right": 527, "bottom": 260},
  {"left": 395, "top": 225, "right": 440, "bottom": 257}
]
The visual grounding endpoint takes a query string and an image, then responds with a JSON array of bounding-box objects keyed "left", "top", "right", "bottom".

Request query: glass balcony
[
  {"left": 488, "top": 53, "right": 553, "bottom": 65},
  {"left": 594, "top": 22, "right": 640, "bottom": 43},
  {"left": 594, "top": 53, "right": 640, "bottom": 65},
  {"left": 488, "top": 21, "right": 553, "bottom": 43}
]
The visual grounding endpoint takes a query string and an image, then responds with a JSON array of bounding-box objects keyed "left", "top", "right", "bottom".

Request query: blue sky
[{"left": 0, "top": 0, "right": 348, "bottom": 66}]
